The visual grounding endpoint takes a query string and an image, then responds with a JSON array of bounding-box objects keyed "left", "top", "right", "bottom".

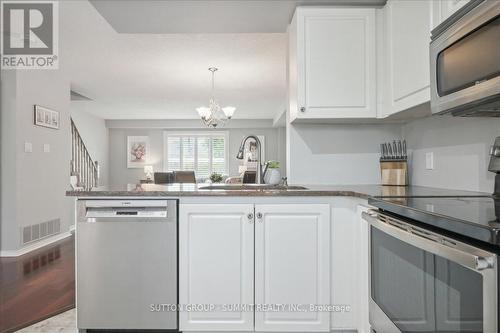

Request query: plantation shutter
[{"left": 165, "top": 133, "right": 228, "bottom": 180}]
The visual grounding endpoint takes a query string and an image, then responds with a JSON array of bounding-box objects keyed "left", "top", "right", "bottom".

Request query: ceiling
[
  {"left": 63, "top": 1, "right": 287, "bottom": 120},
  {"left": 64, "top": 0, "right": 384, "bottom": 120},
  {"left": 89, "top": 0, "right": 386, "bottom": 34}
]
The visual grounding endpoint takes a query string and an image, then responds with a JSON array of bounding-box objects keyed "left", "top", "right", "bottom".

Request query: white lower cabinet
[
  {"left": 179, "top": 204, "right": 255, "bottom": 331},
  {"left": 254, "top": 204, "right": 331, "bottom": 331},
  {"left": 179, "top": 203, "right": 331, "bottom": 332}
]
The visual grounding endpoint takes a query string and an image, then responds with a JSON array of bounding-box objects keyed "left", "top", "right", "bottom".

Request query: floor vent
[{"left": 22, "top": 219, "right": 61, "bottom": 245}]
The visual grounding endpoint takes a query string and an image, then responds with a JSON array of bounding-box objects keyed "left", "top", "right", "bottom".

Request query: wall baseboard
[{"left": 0, "top": 230, "right": 73, "bottom": 257}]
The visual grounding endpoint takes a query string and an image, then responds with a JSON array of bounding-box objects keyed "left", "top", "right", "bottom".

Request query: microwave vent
[
  {"left": 454, "top": 108, "right": 500, "bottom": 117},
  {"left": 446, "top": 96, "right": 500, "bottom": 117}
]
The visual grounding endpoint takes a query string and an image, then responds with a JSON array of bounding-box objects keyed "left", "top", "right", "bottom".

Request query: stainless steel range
[
  {"left": 363, "top": 137, "right": 500, "bottom": 332},
  {"left": 363, "top": 208, "right": 497, "bottom": 333}
]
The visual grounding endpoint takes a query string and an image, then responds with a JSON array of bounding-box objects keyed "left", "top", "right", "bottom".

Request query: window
[{"left": 164, "top": 132, "right": 229, "bottom": 180}]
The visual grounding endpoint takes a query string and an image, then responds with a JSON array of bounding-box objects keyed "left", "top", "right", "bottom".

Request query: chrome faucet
[{"left": 236, "top": 135, "right": 263, "bottom": 184}]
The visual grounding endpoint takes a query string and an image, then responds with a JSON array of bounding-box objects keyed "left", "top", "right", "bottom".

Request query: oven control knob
[{"left": 475, "top": 257, "right": 495, "bottom": 271}]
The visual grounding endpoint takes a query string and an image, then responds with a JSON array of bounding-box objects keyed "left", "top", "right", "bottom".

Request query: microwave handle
[{"left": 362, "top": 211, "right": 496, "bottom": 272}]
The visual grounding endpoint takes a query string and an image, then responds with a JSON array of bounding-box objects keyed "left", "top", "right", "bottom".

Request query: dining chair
[
  {"left": 153, "top": 172, "right": 174, "bottom": 184},
  {"left": 173, "top": 171, "right": 196, "bottom": 183}
]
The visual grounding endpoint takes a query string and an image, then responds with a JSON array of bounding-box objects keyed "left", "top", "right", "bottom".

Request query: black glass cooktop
[{"left": 369, "top": 196, "right": 500, "bottom": 246}]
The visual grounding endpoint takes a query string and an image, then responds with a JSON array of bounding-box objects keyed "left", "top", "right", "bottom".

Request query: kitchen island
[
  {"left": 68, "top": 184, "right": 490, "bottom": 333},
  {"left": 66, "top": 183, "right": 489, "bottom": 198}
]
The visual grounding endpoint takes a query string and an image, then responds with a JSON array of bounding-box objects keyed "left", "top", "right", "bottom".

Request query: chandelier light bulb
[
  {"left": 196, "top": 107, "right": 210, "bottom": 119},
  {"left": 196, "top": 67, "right": 235, "bottom": 127},
  {"left": 222, "top": 106, "right": 236, "bottom": 119}
]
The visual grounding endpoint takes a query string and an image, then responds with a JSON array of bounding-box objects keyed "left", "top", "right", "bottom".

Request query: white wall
[
  {"left": 286, "top": 122, "right": 402, "bottom": 184},
  {"left": 286, "top": 115, "right": 500, "bottom": 190},
  {"left": 1, "top": 70, "right": 20, "bottom": 251},
  {"left": 1, "top": 69, "right": 73, "bottom": 253},
  {"left": 70, "top": 108, "right": 110, "bottom": 186},
  {"left": 402, "top": 115, "right": 500, "bottom": 192},
  {"left": 0, "top": 0, "right": 81, "bottom": 253},
  {"left": 107, "top": 120, "right": 286, "bottom": 186}
]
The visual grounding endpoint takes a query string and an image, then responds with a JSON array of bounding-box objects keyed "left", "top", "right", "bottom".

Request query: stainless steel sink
[{"left": 198, "top": 184, "right": 308, "bottom": 191}]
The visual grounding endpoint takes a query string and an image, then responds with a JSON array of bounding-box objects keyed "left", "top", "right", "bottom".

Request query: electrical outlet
[
  {"left": 425, "top": 152, "right": 434, "bottom": 170},
  {"left": 43, "top": 143, "right": 50, "bottom": 153},
  {"left": 24, "top": 142, "right": 33, "bottom": 153}
]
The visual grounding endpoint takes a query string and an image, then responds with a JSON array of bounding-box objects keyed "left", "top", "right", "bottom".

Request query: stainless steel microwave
[{"left": 430, "top": 0, "right": 500, "bottom": 117}]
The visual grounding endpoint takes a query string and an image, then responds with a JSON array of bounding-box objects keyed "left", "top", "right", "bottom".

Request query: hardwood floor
[{"left": 0, "top": 236, "right": 75, "bottom": 333}]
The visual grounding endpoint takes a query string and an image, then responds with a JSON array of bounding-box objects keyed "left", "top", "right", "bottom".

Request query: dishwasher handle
[
  {"left": 84, "top": 200, "right": 169, "bottom": 208},
  {"left": 77, "top": 200, "right": 177, "bottom": 223},
  {"left": 84, "top": 207, "right": 168, "bottom": 220}
]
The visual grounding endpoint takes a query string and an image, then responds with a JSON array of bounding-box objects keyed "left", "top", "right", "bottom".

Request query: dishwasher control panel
[
  {"left": 79, "top": 200, "right": 175, "bottom": 221},
  {"left": 86, "top": 208, "right": 168, "bottom": 218}
]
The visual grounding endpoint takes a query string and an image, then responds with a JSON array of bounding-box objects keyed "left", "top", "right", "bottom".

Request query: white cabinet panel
[
  {"left": 254, "top": 204, "right": 330, "bottom": 331},
  {"left": 179, "top": 204, "right": 255, "bottom": 331},
  {"left": 290, "top": 8, "right": 376, "bottom": 120},
  {"left": 432, "top": 0, "right": 471, "bottom": 29},
  {"left": 356, "top": 205, "right": 371, "bottom": 333},
  {"left": 328, "top": 202, "right": 371, "bottom": 332},
  {"left": 330, "top": 206, "right": 361, "bottom": 330},
  {"left": 380, "top": 0, "right": 432, "bottom": 117}
]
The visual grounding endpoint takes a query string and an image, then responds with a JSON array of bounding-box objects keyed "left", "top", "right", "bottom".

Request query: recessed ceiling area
[
  {"left": 90, "top": 0, "right": 386, "bottom": 34},
  {"left": 62, "top": 1, "right": 287, "bottom": 120}
]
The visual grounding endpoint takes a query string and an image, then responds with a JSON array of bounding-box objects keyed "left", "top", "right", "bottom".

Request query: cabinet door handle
[
  {"left": 247, "top": 213, "right": 254, "bottom": 223},
  {"left": 300, "top": 107, "right": 306, "bottom": 113},
  {"left": 256, "top": 212, "right": 263, "bottom": 220}
]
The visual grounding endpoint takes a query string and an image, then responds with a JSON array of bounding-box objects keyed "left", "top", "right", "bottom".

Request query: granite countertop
[{"left": 66, "top": 183, "right": 491, "bottom": 198}]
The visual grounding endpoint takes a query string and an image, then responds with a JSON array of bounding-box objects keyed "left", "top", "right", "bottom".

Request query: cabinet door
[
  {"left": 296, "top": 8, "right": 376, "bottom": 119},
  {"left": 382, "top": 0, "right": 432, "bottom": 117},
  {"left": 179, "top": 204, "right": 254, "bottom": 331},
  {"left": 254, "top": 204, "right": 330, "bottom": 331}
]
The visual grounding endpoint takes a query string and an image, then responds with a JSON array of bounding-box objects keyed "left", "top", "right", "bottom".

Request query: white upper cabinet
[
  {"left": 179, "top": 204, "right": 255, "bottom": 331},
  {"left": 432, "top": 0, "right": 471, "bottom": 29},
  {"left": 254, "top": 204, "right": 330, "bottom": 331},
  {"left": 379, "top": 0, "right": 433, "bottom": 118},
  {"left": 289, "top": 8, "right": 376, "bottom": 121}
]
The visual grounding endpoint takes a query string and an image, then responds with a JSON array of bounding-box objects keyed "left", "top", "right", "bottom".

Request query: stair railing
[{"left": 70, "top": 118, "right": 99, "bottom": 190}]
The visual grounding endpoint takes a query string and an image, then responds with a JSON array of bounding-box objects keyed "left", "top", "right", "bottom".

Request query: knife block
[{"left": 380, "top": 160, "right": 408, "bottom": 186}]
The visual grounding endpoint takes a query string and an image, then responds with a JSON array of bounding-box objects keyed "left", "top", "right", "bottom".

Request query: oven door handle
[{"left": 362, "top": 211, "right": 496, "bottom": 272}]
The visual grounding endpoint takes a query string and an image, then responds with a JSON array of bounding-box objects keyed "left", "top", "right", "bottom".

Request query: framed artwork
[
  {"left": 127, "top": 136, "right": 149, "bottom": 168},
  {"left": 34, "top": 105, "right": 59, "bottom": 129}
]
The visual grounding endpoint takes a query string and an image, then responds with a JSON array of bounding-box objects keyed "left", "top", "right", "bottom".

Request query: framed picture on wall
[
  {"left": 127, "top": 136, "right": 150, "bottom": 168},
  {"left": 34, "top": 105, "right": 59, "bottom": 129}
]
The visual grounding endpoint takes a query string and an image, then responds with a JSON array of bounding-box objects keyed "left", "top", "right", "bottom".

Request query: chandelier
[{"left": 196, "top": 67, "right": 235, "bottom": 128}]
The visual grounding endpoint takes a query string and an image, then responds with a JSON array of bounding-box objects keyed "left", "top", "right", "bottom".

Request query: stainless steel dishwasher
[{"left": 76, "top": 199, "right": 177, "bottom": 331}]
